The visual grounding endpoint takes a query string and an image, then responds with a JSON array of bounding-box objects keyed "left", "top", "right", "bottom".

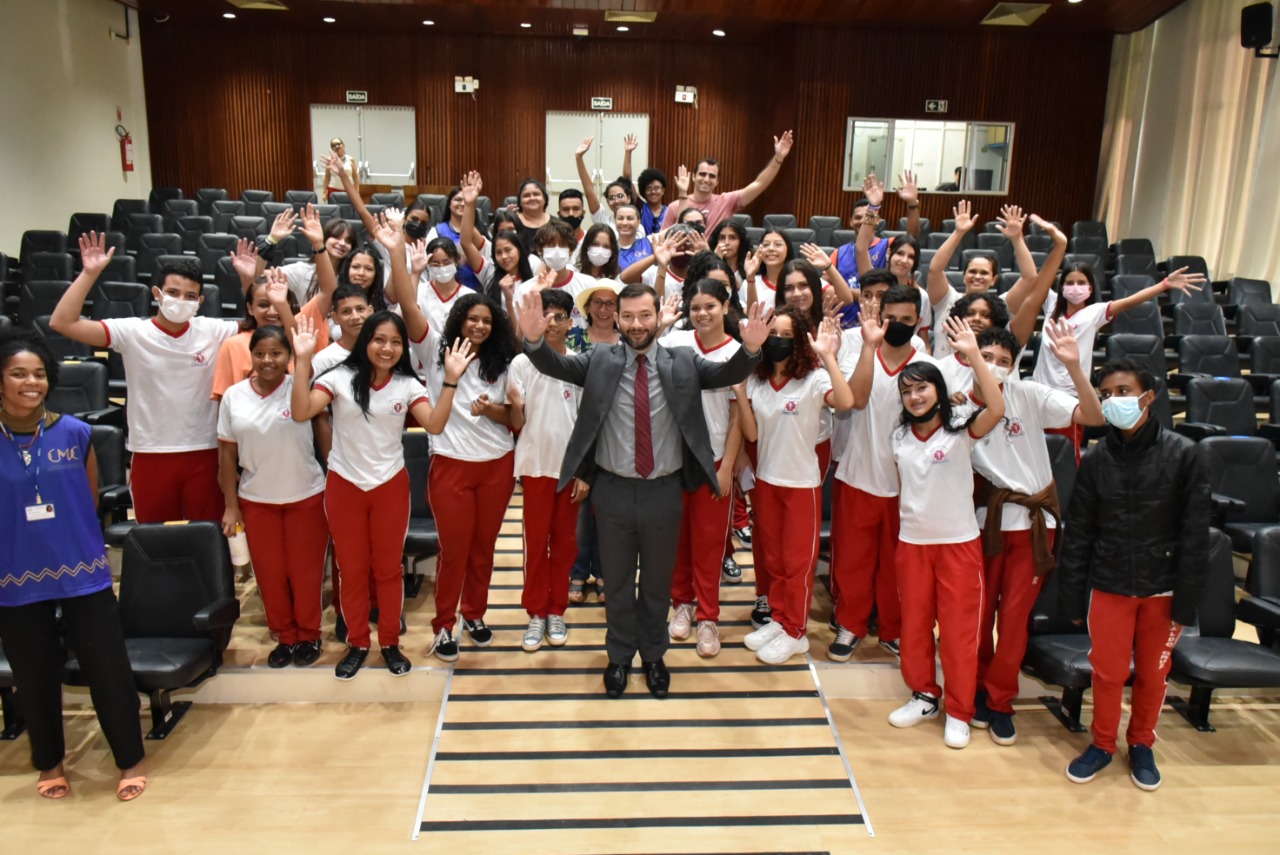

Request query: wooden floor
[{"left": 4, "top": 490, "right": 1280, "bottom": 852}]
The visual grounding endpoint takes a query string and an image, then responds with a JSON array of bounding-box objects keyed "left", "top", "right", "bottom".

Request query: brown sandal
[
  {"left": 117, "top": 776, "right": 147, "bottom": 802},
  {"left": 37, "top": 776, "right": 70, "bottom": 799}
]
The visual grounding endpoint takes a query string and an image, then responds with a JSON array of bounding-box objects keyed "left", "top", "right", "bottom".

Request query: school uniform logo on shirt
[
  {"left": 393, "top": 402, "right": 405, "bottom": 414},
  {"left": 280, "top": 408, "right": 292, "bottom": 420},
  {"left": 191, "top": 352, "right": 208, "bottom": 366},
  {"left": 783, "top": 398, "right": 800, "bottom": 415},
  {"left": 563, "top": 389, "right": 572, "bottom": 400},
  {"left": 932, "top": 448, "right": 948, "bottom": 464},
  {"left": 46, "top": 447, "right": 81, "bottom": 463},
  {"left": 1008, "top": 419, "right": 1024, "bottom": 437}
]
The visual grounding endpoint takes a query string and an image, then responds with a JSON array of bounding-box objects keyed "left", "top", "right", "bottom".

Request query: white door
[
  {"left": 544, "top": 111, "right": 650, "bottom": 198},
  {"left": 309, "top": 105, "right": 418, "bottom": 191}
]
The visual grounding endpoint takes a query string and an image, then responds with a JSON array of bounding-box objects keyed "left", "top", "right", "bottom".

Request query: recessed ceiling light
[
  {"left": 1068, "top": 0, "right": 1083, "bottom": 4},
  {"left": 520, "top": 22, "right": 532, "bottom": 28},
  {"left": 712, "top": 29, "right": 726, "bottom": 37},
  {"left": 423, "top": 20, "right": 434, "bottom": 26},
  {"left": 323, "top": 17, "right": 336, "bottom": 23},
  {"left": 617, "top": 26, "right": 629, "bottom": 32},
  {"left": 223, "top": 12, "right": 235, "bottom": 19}
]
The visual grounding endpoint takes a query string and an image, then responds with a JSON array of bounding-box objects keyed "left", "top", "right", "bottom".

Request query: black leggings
[{"left": 0, "top": 587, "right": 144, "bottom": 772}]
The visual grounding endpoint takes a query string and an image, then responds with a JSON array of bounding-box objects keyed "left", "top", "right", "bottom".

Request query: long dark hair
[
  {"left": 687, "top": 278, "right": 742, "bottom": 342},
  {"left": 338, "top": 243, "right": 387, "bottom": 311},
  {"left": 333, "top": 311, "right": 417, "bottom": 418},
  {"left": 708, "top": 219, "right": 750, "bottom": 274},
  {"left": 776, "top": 259, "right": 824, "bottom": 330},
  {"left": 895, "top": 362, "right": 980, "bottom": 435},
  {"left": 1050, "top": 262, "right": 1099, "bottom": 322},
  {"left": 241, "top": 277, "right": 301, "bottom": 333},
  {"left": 683, "top": 251, "right": 743, "bottom": 322},
  {"left": 303, "top": 219, "right": 356, "bottom": 300},
  {"left": 754, "top": 306, "right": 819, "bottom": 381},
  {"left": 490, "top": 231, "right": 534, "bottom": 294},
  {"left": 576, "top": 223, "right": 620, "bottom": 278},
  {"left": 437, "top": 293, "right": 517, "bottom": 384}
]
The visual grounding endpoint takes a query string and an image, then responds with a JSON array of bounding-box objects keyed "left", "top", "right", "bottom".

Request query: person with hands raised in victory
[
  {"left": 832, "top": 170, "right": 924, "bottom": 324},
  {"left": 575, "top": 135, "right": 645, "bottom": 238},
  {"left": 739, "top": 311, "right": 855, "bottom": 664},
  {"left": 663, "top": 130, "right": 795, "bottom": 232},
  {"left": 290, "top": 313, "right": 473, "bottom": 680},
  {"left": 888, "top": 316, "right": 1005, "bottom": 750},
  {"left": 518, "top": 287, "right": 771, "bottom": 698},
  {"left": 855, "top": 175, "right": 926, "bottom": 339}
]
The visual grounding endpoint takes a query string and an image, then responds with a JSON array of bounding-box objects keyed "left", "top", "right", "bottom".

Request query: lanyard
[{"left": 0, "top": 418, "right": 45, "bottom": 504}]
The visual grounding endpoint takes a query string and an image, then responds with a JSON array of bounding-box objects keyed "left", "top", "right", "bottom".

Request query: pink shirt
[{"left": 661, "top": 191, "right": 743, "bottom": 233}]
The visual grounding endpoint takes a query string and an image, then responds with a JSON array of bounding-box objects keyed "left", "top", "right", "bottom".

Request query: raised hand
[
  {"left": 372, "top": 211, "right": 405, "bottom": 249},
  {"left": 996, "top": 205, "right": 1025, "bottom": 240},
  {"left": 291, "top": 313, "right": 318, "bottom": 359},
  {"left": 269, "top": 208, "right": 298, "bottom": 242},
  {"left": 78, "top": 231, "right": 116, "bottom": 275},
  {"left": 743, "top": 247, "right": 762, "bottom": 279},
  {"left": 1029, "top": 214, "right": 1067, "bottom": 245},
  {"left": 576, "top": 136, "right": 595, "bottom": 157},
  {"left": 443, "top": 338, "right": 475, "bottom": 383},
  {"left": 321, "top": 152, "right": 344, "bottom": 175},
  {"left": 651, "top": 230, "right": 677, "bottom": 268},
  {"left": 860, "top": 295, "right": 884, "bottom": 346},
  {"left": 675, "top": 164, "right": 691, "bottom": 196},
  {"left": 739, "top": 300, "right": 776, "bottom": 352},
  {"left": 230, "top": 237, "right": 258, "bottom": 281},
  {"left": 821, "top": 288, "right": 843, "bottom": 319},
  {"left": 943, "top": 315, "right": 978, "bottom": 357},
  {"left": 383, "top": 206, "right": 405, "bottom": 227},
  {"left": 659, "top": 293, "right": 683, "bottom": 329},
  {"left": 861, "top": 174, "right": 884, "bottom": 208},
  {"left": 534, "top": 264, "right": 557, "bottom": 291},
  {"left": 264, "top": 267, "right": 290, "bottom": 305},
  {"left": 799, "top": 242, "right": 832, "bottom": 271},
  {"left": 897, "top": 170, "right": 919, "bottom": 206},
  {"left": 298, "top": 203, "right": 324, "bottom": 248},
  {"left": 687, "top": 227, "right": 709, "bottom": 255},
  {"left": 1043, "top": 318, "right": 1079, "bottom": 366},
  {"left": 952, "top": 200, "right": 978, "bottom": 233},
  {"left": 460, "top": 170, "right": 482, "bottom": 205},
  {"left": 624, "top": 133, "right": 638, "bottom": 152},
  {"left": 1163, "top": 266, "right": 1207, "bottom": 295},
  {"left": 518, "top": 292, "right": 551, "bottom": 341},
  {"left": 774, "top": 129, "right": 794, "bottom": 161},
  {"left": 470, "top": 393, "right": 491, "bottom": 417},
  {"left": 808, "top": 316, "right": 840, "bottom": 359},
  {"left": 409, "top": 239, "right": 429, "bottom": 278}
]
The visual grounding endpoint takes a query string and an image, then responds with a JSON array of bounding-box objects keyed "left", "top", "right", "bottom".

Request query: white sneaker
[
  {"left": 521, "top": 616, "right": 546, "bottom": 652},
  {"left": 888, "top": 692, "right": 940, "bottom": 728},
  {"left": 757, "top": 630, "right": 811, "bottom": 664},
  {"left": 944, "top": 714, "right": 970, "bottom": 749},
  {"left": 546, "top": 614, "right": 568, "bottom": 646},
  {"left": 668, "top": 603, "right": 696, "bottom": 640},
  {"left": 695, "top": 621, "right": 721, "bottom": 657},
  {"left": 744, "top": 620, "right": 786, "bottom": 651}
]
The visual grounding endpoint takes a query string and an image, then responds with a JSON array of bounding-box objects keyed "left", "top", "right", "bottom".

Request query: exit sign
[
  {"left": 591, "top": 97, "right": 613, "bottom": 111},
  {"left": 346, "top": 90, "right": 368, "bottom": 104},
  {"left": 926, "top": 99, "right": 948, "bottom": 113}
]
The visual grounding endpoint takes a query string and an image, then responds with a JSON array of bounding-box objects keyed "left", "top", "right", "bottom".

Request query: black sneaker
[
  {"left": 267, "top": 642, "right": 294, "bottom": 669},
  {"left": 878, "top": 638, "right": 900, "bottom": 658},
  {"left": 750, "top": 596, "right": 772, "bottom": 628},
  {"left": 431, "top": 628, "right": 459, "bottom": 662},
  {"left": 988, "top": 711, "right": 1017, "bottom": 746},
  {"left": 382, "top": 646, "right": 412, "bottom": 677},
  {"left": 1128, "top": 744, "right": 1161, "bottom": 791},
  {"left": 292, "top": 640, "right": 323, "bottom": 667},
  {"left": 721, "top": 555, "right": 743, "bottom": 584},
  {"left": 334, "top": 612, "right": 348, "bottom": 644},
  {"left": 732, "top": 526, "right": 752, "bottom": 546},
  {"left": 1066, "top": 744, "right": 1113, "bottom": 784},
  {"left": 827, "top": 627, "right": 861, "bottom": 662},
  {"left": 462, "top": 618, "right": 493, "bottom": 647},
  {"left": 971, "top": 690, "right": 991, "bottom": 729},
  {"left": 334, "top": 646, "right": 369, "bottom": 681}
]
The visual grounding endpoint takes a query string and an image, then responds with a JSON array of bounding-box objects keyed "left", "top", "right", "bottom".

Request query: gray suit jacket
[{"left": 524, "top": 338, "right": 761, "bottom": 494}]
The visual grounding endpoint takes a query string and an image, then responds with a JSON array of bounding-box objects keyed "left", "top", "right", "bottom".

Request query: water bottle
[{"left": 228, "top": 523, "right": 251, "bottom": 567}]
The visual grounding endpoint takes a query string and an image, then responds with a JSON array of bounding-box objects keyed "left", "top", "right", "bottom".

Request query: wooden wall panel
[{"left": 141, "top": 21, "right": 1112, "bottom": 230}]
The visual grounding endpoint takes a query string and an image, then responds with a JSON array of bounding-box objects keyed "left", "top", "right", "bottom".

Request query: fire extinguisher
[{"left": 115, "top": 123, "right": 134, "bottom": 173}]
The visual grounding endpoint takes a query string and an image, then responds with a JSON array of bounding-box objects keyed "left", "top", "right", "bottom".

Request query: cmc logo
[{"left": 47, "top": 447, "right": 81, "bottom": 463}]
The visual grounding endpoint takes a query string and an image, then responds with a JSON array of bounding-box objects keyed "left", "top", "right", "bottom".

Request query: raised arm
[
  {"left": 289, "top": 316, "right": 337, "bottom": 421},
  {"left": 927, "top": 200, "right": 978, "bottom": 307},
  {"left": 855, "top": 175, "right": 884, "bottom": 278},
  {"left": 297, "top": 203, "right": 337, "bottom": 310},
  {"left": 574, "top": 136, "right": 602, "bottom": 215},
  {"left": 230, "top": 238, "right": 261, "bottom": 298},
  {"left": 324, "top": 151, "right": 376, "bottom": 236},
  {"left": 897, "top": 171, "right": 921, "bottom": 239},
  {"left": 811, "top": 317, "right": 855, "bottom": 411},
  {"left": 997, "top": 206, "right": 1038, "bottom": 304},
  {"left": 1110, "top": 266, "right": 1206, "bottom": 317},
  {"left": 665, "top": 165, "right": 692, "bottom": 224},
  {"left": 373, "top": 213, "right": 428, "bottom": 342},
  {"left": 517, "top": 291, "right": 593, "bottom": 385},
  {"left": 1043, "top": 319, "right": 1105, "bottom": 426},
  {"left": 849, "top": 295, "right": 883, "bottom": 409},
  {"left": 410, "top": 340, "right": 474, "bottom": 435},
  {"left": 458, "top": 171, "right": 488, "bottom": 272},
  {"left": 945, "top": 317, "right": 1004, "bottom": 437},
  {"left": 49, "top": 232, "right": 112, "bottom": 347},
  {"left": 800, "top": 243, "right": 854, "bottom": 307},
  {"left": 621, "top": 134, "right": 637, "bottom": 182},
  {"left": 736, "top": 130, "right": 794, "bottom": 208},
  {"left": 1007, "top": 217, "right": 1066, "bottom": 343}
]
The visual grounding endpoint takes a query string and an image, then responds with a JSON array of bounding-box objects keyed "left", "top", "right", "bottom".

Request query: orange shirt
[{"left": 211, "top": 298, "right": 330, "bottom": 400}]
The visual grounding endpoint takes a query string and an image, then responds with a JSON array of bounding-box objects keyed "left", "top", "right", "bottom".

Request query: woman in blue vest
[{"left": 0, "top": 332, "right": 146, "bottom": 801}]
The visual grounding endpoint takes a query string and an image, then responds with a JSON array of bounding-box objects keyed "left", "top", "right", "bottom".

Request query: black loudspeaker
[{"left": 1242, "top": 2, "right": 1274, "bottom": 49}]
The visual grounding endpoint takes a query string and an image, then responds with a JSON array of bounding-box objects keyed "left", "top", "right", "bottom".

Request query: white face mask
[
  {"left": 586, "top": 246, "right": 612, "bottom": 267},
  {"left": 159, "top": 294, "right": 199, "bottom": 324},
  {"left": 542, "top": 246, "right": 571, "bottom": 271},
  {"left": 429, "top": 264, "right": 457, "bottom": 284},
  {"left": 987, "top": 364, "right": 1011, "bottom": 384}
]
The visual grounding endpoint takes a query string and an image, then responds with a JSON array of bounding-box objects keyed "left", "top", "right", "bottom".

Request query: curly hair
[
  {"left": 950, "top": 291, "right": 1010, "bottom": 332},
  {"left": 437, "top": 292, "right": 517, "bottom": 384},
  {"left": 754, "top": 306, "right": 820, "bottom": 381}
]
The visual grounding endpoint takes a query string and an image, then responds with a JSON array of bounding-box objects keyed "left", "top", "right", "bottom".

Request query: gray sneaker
[
  {"left": 522, "top": 616, "right": 546, "bottom": 652},
  {"left": 546, "top": 614, "right": 569, "bottom": 646}
]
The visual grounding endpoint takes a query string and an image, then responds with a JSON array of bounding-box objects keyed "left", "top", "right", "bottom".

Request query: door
[{"left": 544, "top": 111, "right": 650, "bottom": 198}]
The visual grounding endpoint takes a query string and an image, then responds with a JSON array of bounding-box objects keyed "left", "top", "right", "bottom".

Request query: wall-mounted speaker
[{"left": 1242, "top": 2, "right": 1274, "bottom": 50}]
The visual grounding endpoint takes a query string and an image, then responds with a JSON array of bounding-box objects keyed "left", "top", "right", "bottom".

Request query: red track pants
[
  {"left": 241, "top": 493, "right": 328, "bottom": 645},
  {"left": 829, "top": 483, "right": 902, "bottom": 641},
  {"left": 429, "top": 452, "right": 515, "bottom": 633},
  {"left": 751, "top": 480, "right": 820, "bottom": 639},
  {"left": 1046, "top": 423, "right": 1083, "bottom": 464},
  {"left": 672, "top": 464, "right": 734, "bottom": 623},
  {"left": 130, "top": 449, "right": 224, "bottom": 523},
  {"left": 521, "top": 476, "right": 578, "bottom": 618},
  {"left": 977, "top": 529, "right": 1053, "bottom": 713},
  {"left": 897, "top": 538, "right": 984, "bottom": 722},
  {"left": 1087, "top": 590, "right": 1182, "bottom": 752},
  {"left": 325, "top": 469, "right": 409, "bottom": 649}
]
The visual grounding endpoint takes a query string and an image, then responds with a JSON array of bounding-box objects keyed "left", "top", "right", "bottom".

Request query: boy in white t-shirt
[
  {"left": 50, "top": 233, "right": 239, "bottom": 523},
  {"left": 507, "top": 289, "right": 589, "bottom": 651},
  {"left": 513, "top": 219, "right": 595, "bottom": 341}
]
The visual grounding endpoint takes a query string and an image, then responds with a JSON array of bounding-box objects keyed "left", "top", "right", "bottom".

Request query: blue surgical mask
[{"left": 1101, "top": 395, "right": 1147, "bottom": 430}]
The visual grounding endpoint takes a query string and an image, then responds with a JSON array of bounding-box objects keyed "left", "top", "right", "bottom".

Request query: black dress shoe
[
  {"left": 292, "top": 640, "right": 323, "bottom": 667},
  {"left": 644, "top": 659, "right": 670, "bottom": 699},
  {"left": 603, "top": 662, "right": 631, "bottom": 698},
  {"left": 334, "top": 646, "right": 369, "bottom": 681},
  {"left": 382, "top": 646, "right": 412, "bottom": 676},
  {"left": 267, "top": 642, "right": 294, "bottom": 669}
]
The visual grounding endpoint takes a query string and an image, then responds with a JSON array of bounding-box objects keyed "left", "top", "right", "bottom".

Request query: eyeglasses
[
  {"left": 607, "top": 193, "right": 629, "bottom": 202},
  {"left": 588, "top": 299, "right": 617, "bottom": 310},
  {"left": 548, "top": 312, "right": 571, "bottom": 323}
]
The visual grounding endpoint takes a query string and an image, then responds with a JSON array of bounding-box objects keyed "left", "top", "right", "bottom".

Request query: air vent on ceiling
[
  {"left": 981, "top": 3, "right": 1050, "bottom": 27},
  {"left": 227, "top": 0, "right": 289, "bottom": 10},
  {"left": 604, "top": 11, "right": 658, "bottom": 24}
]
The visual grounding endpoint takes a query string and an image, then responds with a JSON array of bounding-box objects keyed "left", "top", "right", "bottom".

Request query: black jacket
[{"left": 1057, "top": 417, "right": 1211, "bottom": 626}]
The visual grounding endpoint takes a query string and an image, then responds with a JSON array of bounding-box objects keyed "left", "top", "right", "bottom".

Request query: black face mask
[
  {"left": 883, "top": 320, "right": 914, "bottom": 348},
  {"left": 562, "top": 215, "right": 584, "bottom": 230},
  {"left": 905, "top": 403, "right": 941, "bottom": 424},
  {"left": 404, "top": 219, "right": 429, "bottom": 240},
  {"left": 762, "top": 335, "right": 795, "bottom": 363}
]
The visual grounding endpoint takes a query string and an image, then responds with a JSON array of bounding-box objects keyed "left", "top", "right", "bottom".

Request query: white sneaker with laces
[
  {"left": 668, "top": 603, "right": 696, "bottom": 640},
  {"left": 888, "top": 692, "right": 940, "bottom": 728},
  {"left": 546, "top": 614, "right": 568, "bottom": 646},
  {"left": 695, "top": 621, "right": 721, "bottom": 657},
  {"left": 757, "top": 630, "right": 811, "bottom": 664},
  {"left": 522, "top": 616, "right": 546, "bottom": 652},
  {"left": 944, "top": 714, "right": 970, "bottom": 749},
  {"left": 744, "top": 620, "right": 786, "bottom": 651}
]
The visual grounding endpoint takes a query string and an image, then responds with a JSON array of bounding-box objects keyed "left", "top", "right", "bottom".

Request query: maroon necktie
[{"left": 634, "top": 354, "right": 654, "bottom": 478}]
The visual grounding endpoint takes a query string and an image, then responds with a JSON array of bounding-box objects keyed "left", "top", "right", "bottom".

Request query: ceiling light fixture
[
  {"left": 323, "top": 17, "right": 336, "bottom": 23},
  {"left": 423, "top": 20, "right": 434, "bottom": 25},
  {"left": 617, "top": 26, "right": 630, "bottom": 32},
  {"left": 223, "top": 12, "right": 236, "bottom": 19},
  {"left": 712, "top": 29, "right": 726, "bottom": 37},
  {"left": 520, "top": 22, "right": 532, "bottom": 29}
]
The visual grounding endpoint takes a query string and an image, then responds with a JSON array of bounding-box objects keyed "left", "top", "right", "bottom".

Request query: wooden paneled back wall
[{"left": 141, "top": 20, "right": 1112, "bottom": 228}]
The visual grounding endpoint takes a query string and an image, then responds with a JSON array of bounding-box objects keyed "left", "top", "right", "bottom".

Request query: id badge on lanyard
[{"left": 1, "top": 419, "right": 56, "bottom": 522}]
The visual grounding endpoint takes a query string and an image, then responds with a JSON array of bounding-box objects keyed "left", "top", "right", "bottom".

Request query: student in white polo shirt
[
  {"left": 513, "top": 220, "right": 594, "bottom": 340},
  {"left": 311, "top": 285, "right": 373, "bottom": 378},
  {"left": 290, "top": 312, "right": 472, "bottom": 680},
  {"left": 739, "top": 308, "right": 854, "bottom": 665},
  {"left": 507, "top": 288, "right": 589, "bottom": 652},
  {"left": 217, "top": 326, "right": 328, "bottom": 670},
  {"left": 887, "top": 317, "right": 1005, "bottom": 750},
  {"left": 50, "top": 233, "right": 239, "bottom": 523},
  {"left": 379, "top": 216, "right": 519, "bottom": 664}
]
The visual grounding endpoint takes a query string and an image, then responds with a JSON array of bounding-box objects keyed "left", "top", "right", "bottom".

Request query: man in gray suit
[{"left": 518, "top": 283, "right": 772, "bottom": 697}]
